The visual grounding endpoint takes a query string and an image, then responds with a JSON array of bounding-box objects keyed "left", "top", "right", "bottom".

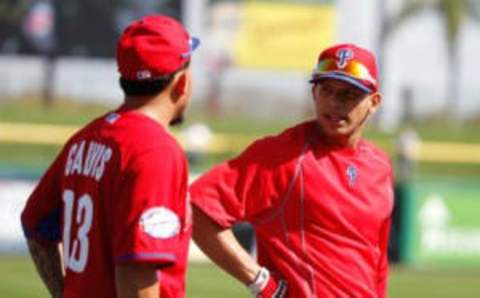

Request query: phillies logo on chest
[
  {"left": 346, "top": 165, "right": 358, "bottom": 186},
  {"left": 336, "top": 48, "right": 354, "bottom": 69}
]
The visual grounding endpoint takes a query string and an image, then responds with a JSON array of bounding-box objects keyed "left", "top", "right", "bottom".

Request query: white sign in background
[
  {"left": 0, "top": 179, "right": 34, "bottom": 252},
  {"left": 419, "top": 194, "right": 480, "bottom": 256}
]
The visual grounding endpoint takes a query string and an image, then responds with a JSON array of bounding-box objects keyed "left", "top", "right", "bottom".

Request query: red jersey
[
  {"left": 190, "top": 121, "right": 393, "bottom": 298},
  {"left": 21, "top": 110, "right": 191, "bottom": 298}
]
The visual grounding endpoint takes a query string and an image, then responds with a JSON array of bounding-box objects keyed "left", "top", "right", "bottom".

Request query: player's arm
[
  {"left": 21, "top": 152, "right": 65, "bottom": 298},
  {"left": 192, "top": 206, "right": 260, "bottom": 284},
  {"left": 377, "top": 217, "right": 392, "bottom": 298},
  {"left": 26, "top": 239, "right": 64, "bottom": 298},
  {"left": 193, "top": 206, "right": 287, "bottom": 297},
  {"left": 191, "top": 140, "right": 288, "bottom": 297},
  {"left": 115, "top": 263, "right": 159, "bottom": 298}
]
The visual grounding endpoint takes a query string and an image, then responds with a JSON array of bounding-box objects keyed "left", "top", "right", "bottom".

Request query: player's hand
[
  {"left": 257, "top": 274, "right": 287, "bottom": 298},
  {"left": 248, "top": 267, "right": 287, "bottom": 298}
]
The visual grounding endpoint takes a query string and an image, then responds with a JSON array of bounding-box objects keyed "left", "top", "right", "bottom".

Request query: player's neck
[
  {"left": 346, "top": 131, "right": 363, "bottom": 148},
  {"left": 315, "top": 124, "right": 363, "bottom": 149},
  {"left": 327, "top": 135, "right": 362, "bottom": 148},
  {"left": 122, "top": 95, "right": 175, "bottom": 128}
]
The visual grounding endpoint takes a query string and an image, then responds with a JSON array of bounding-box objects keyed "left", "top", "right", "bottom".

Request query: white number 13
[{"left": 62, "top": 190, "right": 93, "bottom": 273}]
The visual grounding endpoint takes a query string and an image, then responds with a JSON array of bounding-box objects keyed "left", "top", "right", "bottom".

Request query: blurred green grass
[
  {"left": 0, "top": 256, "right": 249, "bottom": 298},
  {"left": 1, "top": 256, "right": 479, "bottom": 298},
  {"left": 1, "top": 98, "right": 480, "bottom": 178}
]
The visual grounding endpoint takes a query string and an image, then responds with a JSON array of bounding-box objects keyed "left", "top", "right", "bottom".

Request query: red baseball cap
[
  {"left": 117, "top": 15, "right": 200, "bottom": 81},
  {"left": 310, "top": 43, "right": 378, "bottom": 93}
]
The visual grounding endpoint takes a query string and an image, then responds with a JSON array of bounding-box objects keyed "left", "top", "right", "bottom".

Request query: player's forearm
[
  {"left": 115, "top": 263, "right": 159, "bottom": 298},
  {"left": 192, "top": 206, "right": 261, "bottom": 285},
  {"left": 26, "top": 239, "right": 64, "bottom": 298}
]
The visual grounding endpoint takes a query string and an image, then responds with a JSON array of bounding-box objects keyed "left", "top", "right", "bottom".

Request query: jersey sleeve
[
  {"left": 190, "top": 139, "right": 277, "bottom": 228},
  {"left": 112, "top": 145, "right": 188, "bottom": 267},
  {"left": 377, "top": 170, "right": 394, "bottom": 298},
  {"left": 21, "top": 150, "right": 65, "bottom": 244},
  {"left": 377, "top": 217, "right": 391, "bottom": 298}
]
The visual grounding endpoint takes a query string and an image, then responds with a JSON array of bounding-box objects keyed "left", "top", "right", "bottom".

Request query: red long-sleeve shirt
[
  {"left": 191, "top": 121, "right": 393, "bottom": 298},
  {"left": 21, "top": 110, "right": 191, "bottom": 298}
]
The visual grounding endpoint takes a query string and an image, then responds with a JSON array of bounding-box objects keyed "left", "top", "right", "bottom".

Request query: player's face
[
  {"left": 312, "top": 79, "right": 381, "bottom": 138},
  {"left": 170, "top": 67, "right": 193, "bottom": 126}
]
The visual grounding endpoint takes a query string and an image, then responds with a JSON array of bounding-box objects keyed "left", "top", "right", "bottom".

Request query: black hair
[{"left": 119, "top": 61, "right": 190, "bottom": 97}]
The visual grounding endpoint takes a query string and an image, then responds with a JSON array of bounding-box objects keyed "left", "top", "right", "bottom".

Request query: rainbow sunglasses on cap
[{"left": 309, "top": 44, "right": 379, "bottom": 94}]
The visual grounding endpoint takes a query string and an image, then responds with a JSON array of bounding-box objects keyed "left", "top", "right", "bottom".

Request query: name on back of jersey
[{"left": 64, "top": 140, "right": 112, "bottom": 181}]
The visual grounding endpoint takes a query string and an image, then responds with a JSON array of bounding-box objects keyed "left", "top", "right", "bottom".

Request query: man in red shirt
[
  {"left": 190, "top": 44, "right": 394, "bottom": 298},
  {"left": 21, "top": 15, "right": 199, "bottom": 298}
]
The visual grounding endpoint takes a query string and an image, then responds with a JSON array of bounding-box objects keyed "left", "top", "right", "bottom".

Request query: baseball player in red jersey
[
  {"left": 190, "top": 44, "right": 394, "bottom": 298},
  {"left": 21, "top": 15, "right": 199, "bottom": 298}
]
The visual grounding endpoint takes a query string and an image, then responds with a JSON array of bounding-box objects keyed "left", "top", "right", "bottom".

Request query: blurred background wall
[{"left": 1, "top": 0, "right": 479, "bottom": 126}]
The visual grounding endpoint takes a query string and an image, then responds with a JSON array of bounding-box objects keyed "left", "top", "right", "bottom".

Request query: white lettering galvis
[
  {"left": 64, "top": 140, "right": 113, "bottom": 181},
  {"left": 71, "top": 141, "right": 85, "bottom": 175},
  {"left": 94, "top": 147, "right": 112, "bottom": 182},
  {"left": 65, "top": 143, "right": 78, "bottom": 176},
  {"left": 83, "top": 141, "right": 103, "bottom": 177}
]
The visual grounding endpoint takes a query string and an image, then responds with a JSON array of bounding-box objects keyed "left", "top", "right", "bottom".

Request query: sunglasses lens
[{"left": 314, "top": 59, "right": 374, "bottom": 84}]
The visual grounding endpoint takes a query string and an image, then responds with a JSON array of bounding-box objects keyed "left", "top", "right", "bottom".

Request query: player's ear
[
  {"left": 172, "top": 72, "right": 187, "bottom": 99},
  {"left": 368, "top": 92, "right": 382, "bottom": 114}
]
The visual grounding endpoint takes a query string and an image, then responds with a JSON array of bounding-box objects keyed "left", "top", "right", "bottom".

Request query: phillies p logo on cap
[
  {"left": 336, "top": 48, "right": 354, "bottom": 69},
  {"left": 310, "top": 43, "right": 379, "bottom": 94}
]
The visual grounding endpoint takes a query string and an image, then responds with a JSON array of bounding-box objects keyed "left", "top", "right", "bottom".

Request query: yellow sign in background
[{"left": 233, "top": 2, "right": 335, "bottom": 71}]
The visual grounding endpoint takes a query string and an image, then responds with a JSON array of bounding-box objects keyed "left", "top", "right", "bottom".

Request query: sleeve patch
[{"left": 139, "top": 207, "right": 180, "bottom": 239}]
